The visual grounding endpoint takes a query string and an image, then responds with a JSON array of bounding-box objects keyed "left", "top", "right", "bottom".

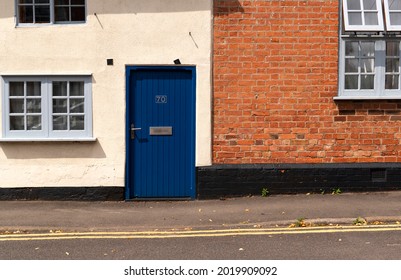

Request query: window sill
[
  {"left": 15, "top": 22, "right": 87, "bottom": 28},
  {"left": 0, "top": 138, "right": 97, "bottom": 143},
  {"left": 334, "top": 96, "right": 401, "bottom": 100}
]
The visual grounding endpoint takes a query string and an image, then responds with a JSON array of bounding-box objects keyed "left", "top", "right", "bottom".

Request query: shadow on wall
[
  {"left": 214, "top": 0, "right": 245, "bottom": 15},
  {"left": 0, "top": 141, "right": 106, "bottom": 159},
  {"left": 88, "top": 0, "right": 212, "bottom": 14},
  {"left": 0, "top": 0, "right": 241, "bottom": 19},
  {"left": 336, "top": 100, "right": 401, "bottom": 119}
]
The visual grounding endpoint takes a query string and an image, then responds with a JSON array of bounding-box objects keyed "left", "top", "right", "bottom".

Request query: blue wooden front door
[{"left": 126, "top": 66, "right": 196, "bottom": 199}]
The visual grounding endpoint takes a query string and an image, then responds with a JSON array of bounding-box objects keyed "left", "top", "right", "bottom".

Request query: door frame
[{"left": 125, "top": 65, "right": 197, "bottom": 200}]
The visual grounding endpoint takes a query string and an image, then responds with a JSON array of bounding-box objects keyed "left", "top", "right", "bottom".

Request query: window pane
[
  {"left": 18, "top": 0, "right": 33, "bottom": 3},
  {"left": 363, "top": 0, "right": 376, "bottom": 10},
  {"left": 346, "top": 41, "right": 359, "bottom": 56},
  {"left": 345, "top": 75, "right": 359, "bottom": 89},
  {"left": 345, "top": 58, "right": 359, "bottom": 72},
  {"left": 55, "top": 0, "right": 69, "bottom": 4},
  {"left": 27, "top": 99, "right": 41, "bottom": 113},
  {"left": 390, "top": 12, "right": 401, "bottom": 25},
  {"left": 389, "top": 0, "right": 401, "bottom": 10},
  {"left": 70, "top": 99, "right": 84, "bottom": 113},
  {"left": 53, "top": 116, "right": 68, "bottom": 130},
  {"left": 53, "top": 82, "right": 68, "bottom": 96},
  {"left": 386, "top": 58, "right": 400, "bottom": 73},
  {"left": 361, "top": 59, "right": 374, "bottom": 73},
  {"left": 35, "top": 6, "right": 50, "bottom": 23},
  {"left": 71, "top": 7, "right": 85, "bottom": 21},
  {"left": 10, "top": 99, "right": 25, "bottom": 114},
  {"left": 55, "top": 7, "right": 70, "bottom": 22},
  {"left": 53, "top": 99, "right": 68, "bottom": 113},
  {"left": 10, "top": 82, "right": 24, "bottom": 96},
  {"left": 71, "top": 0, "right": 85, "bottom": 5},
  {"left": 386, "top": 42, "right": 400, "bottom": 56},
  {"left": 349, "top": 12, "right": 363, "bottom": 25},
  {"left": 361, "top": 75, "right": 374, "bottom": 89},
  {"left": 361, "top": 42, "right": 375, "bottom": 56},
  {"left": 364, "top": 12, "right": 379, "bottom": 25},
  {"left": 386, "top": 74, "right": 400, "bottom": 89},
  {"left": 10, "top": 116, "right": 25, "bottom": 130},
  {"left": 70, "top": 116, "right": 84, "bottom": 130},
  {"left": 27, "top": 116, "right": 41, "bottom": 130},
  {"left": 35, "top": 0, "right": 50, "bottom": 3},
  {"left": 70, "top": 82, "right": 84, "bottom": 96},
  {"left": 19, "top": 6, "right": 34, "bottom": 23},
  {"left": 348, "top": 0, "right": 361, "bottom": 10},
  {"left": 26, "top": 82, "right": 41, "bottom": 96}
]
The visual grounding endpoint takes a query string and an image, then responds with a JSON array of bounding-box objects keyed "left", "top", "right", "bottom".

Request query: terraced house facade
[
  {"left": 200, "top": 0, "right": 401, "bottom": 197},
  {"left": 0, "top": 0, "right": 213, "bottom": 200},
  {"left": 1, "top": 0, "right": 401, "bottom": 200}
]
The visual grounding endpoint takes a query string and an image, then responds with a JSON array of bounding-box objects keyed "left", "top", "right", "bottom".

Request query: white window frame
[
  {"left": 338, "top": 39, "right": 401, "bottom": 98},
  {"left": 16, "top": 0, "right": 87, "bottom": 26},
  {"left": 343, "top": 0, "right": 385, "bottom": 31},
  {"left": 384, "top": 0, "right": 401, "bottom": 31},
  {"left": 338, "top": 0, "right": 401, "bottom": 99},
  {"left": 1, "top": 76, "right": 93, "bottom": 140}
]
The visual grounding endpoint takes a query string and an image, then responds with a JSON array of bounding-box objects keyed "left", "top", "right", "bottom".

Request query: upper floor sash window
[{"left": 17, "top": 0, "right": 86, "bottom": 25}]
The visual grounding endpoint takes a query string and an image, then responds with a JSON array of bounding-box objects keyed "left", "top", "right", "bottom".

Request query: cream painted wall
[{"left": 0, "top": 0, "right": 212, "bottom": 188}]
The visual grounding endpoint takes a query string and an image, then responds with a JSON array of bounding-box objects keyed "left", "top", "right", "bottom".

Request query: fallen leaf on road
[
  {"left": 65, "top": 252, "right": 70, "bottom": 256},
  {"left": 239, "top": 248, "right": 244, "bottom": 251}
]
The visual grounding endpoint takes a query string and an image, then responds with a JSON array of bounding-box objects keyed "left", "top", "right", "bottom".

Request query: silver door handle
[{"left": 130, "top": 124, "right": 142, "bottom": 139}]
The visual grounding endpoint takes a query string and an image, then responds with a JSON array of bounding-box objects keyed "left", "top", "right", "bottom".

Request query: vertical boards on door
[{"left": 126, "top": 66, "right": 196, "bottom": 199}]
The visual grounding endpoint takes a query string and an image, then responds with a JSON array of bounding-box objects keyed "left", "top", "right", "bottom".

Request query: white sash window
[{"left": 2, "top": 76, "right": 93, "bottom": 140}]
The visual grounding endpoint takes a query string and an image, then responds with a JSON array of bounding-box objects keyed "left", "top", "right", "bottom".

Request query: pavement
[{"left": 0, "top": 191, "right": 401, "bottom": 233}]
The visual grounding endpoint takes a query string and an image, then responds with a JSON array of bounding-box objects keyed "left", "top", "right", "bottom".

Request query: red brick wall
[{"left": 213, "top": 0, "right": 401, "bottom": 164}]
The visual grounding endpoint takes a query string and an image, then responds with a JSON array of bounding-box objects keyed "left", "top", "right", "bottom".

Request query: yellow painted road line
[
  {"left": 2, "top": 224, "right": 400, "bottom": 237},
  {"left": 1, "top": 225, "right": 401, "bottom": 242}
]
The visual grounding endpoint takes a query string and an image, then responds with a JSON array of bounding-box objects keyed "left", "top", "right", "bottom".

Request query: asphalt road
[{"left": 1, "top": 226, "right": 401, "bottom": 260}]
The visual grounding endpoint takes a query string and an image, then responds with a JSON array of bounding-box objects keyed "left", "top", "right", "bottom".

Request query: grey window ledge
[{"left": 334, "top": 96, "right": 401, "bottom": 100}]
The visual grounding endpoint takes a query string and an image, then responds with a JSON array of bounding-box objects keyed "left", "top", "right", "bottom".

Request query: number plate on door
[{"left": 149, "top": 127, "right": 173, "bottom": 136}]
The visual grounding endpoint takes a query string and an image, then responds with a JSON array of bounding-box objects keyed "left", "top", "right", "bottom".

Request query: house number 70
[{"left": 155, "top": 95, "right": 168, "bottom": 104}]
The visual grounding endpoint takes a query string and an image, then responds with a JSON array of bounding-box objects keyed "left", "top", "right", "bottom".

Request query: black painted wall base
[
  {"left": 0, "top": 187, "right": 124, "bottom": 201},
  {"left": 197, "top": 163, "right": 401, "bottom": 199},
  {"left": 2, "top": 164, "right": 401, "bottom": 201}
]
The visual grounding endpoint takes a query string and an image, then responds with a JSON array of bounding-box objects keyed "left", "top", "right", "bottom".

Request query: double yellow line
[{"left": 1, "top": 225, "right": 401, "bottom": 241}]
